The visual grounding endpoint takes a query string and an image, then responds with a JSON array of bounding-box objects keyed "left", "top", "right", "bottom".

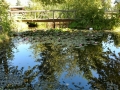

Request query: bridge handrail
[
  {"left": 8, "top": 10, "right": 76, "bottom": 13},
  {"left": 8, "top": 10, "right": 76, "bottom": 20},
  {"left": 8, "top": 10, "right": 76, "bottom": 28}
]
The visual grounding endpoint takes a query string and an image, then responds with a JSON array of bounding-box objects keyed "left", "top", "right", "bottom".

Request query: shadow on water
[{"left": 0, "top": 30, "right": 120, "bottom": 90}]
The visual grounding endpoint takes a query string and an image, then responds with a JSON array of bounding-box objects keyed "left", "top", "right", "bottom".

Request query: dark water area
[{"left": 0, "top": 30, "right": 120, "bottom": 90}]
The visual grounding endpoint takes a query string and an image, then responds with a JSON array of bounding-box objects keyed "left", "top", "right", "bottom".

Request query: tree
[
  {"left": 31, "top": 0, "right": 65, "bottom": 5},
  {"left": 16, "top": 0, "right": 21, "bottom": 6},
  {"left": 0, "top": 0, "right": 11, "bottom": 33},
  {"left": 28, "top": 0, "right": 119, "bottom": 30}
]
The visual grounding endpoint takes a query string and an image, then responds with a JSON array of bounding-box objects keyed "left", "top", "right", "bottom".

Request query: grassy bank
[{"left": 0, "top": 32, "right": 10, "bottom": 43}]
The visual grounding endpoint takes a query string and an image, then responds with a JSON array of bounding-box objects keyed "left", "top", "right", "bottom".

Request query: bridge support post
[
  {"left": 53, "top": 11, "right": 55, "bottom": 28},
  {"left": 53, "top": 22, "right": 55, "bottom": 28}
]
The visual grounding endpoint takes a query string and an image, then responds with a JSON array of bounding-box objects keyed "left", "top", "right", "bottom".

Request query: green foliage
[
  {"left": 67, "top": 0, "right": 120, "bottom": 30},
  {"left": 31, "top": 0, "right": 65, "bottom": 5},
  {"left": 27, "top": 0, "right": 43, "bottom": 10},
  {"left": 0, "top": 1, "right": 11, "bottom": 33},
  {"left": 114, "top": 3, "right": 120, "bottom": 12},
  {"left": 29, "top": 0, "right": 120, "bottom": 30},
  {"left": 0, "top": 0, "right": 12, "bottom": 42},
  {"left": 29, "top": 0, "right": 65, "bottom": 10},
  {"left": 16, "top": 0, "right": 21, "bottom": 6}
]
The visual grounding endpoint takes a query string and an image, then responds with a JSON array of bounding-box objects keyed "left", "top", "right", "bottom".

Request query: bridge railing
[{"left": 8, "top": 10, "right": 76, "bottom": 21}]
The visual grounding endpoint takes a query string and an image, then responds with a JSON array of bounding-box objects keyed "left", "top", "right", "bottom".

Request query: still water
[{"left": 0, "top": 30, "right": 120, "bottom": 90}]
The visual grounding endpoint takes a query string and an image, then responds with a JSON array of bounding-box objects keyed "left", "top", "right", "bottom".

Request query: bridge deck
[
  {"left": 9, "top": 10, "right": 119, "bottom": 28},
  {"left": 16, "top": 18, "right": 75, "bottom": 22}
]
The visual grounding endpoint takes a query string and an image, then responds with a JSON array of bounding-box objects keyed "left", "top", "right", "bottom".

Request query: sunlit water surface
[{"left": 0, "top": 31, "right": 120, "bottom": 90}]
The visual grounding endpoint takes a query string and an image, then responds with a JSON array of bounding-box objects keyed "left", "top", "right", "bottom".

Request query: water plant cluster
[
  {"left": 0, "top": 63, "right": 73, "bottom": 90},
  {"left": 1, "top": 30, "right": 120, "bottom": 89},
  {"left": 12, "top": 29, "right": 104, "bottom": 49}
]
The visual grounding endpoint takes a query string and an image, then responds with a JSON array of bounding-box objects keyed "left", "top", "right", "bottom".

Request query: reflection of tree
[
  {"left": 0, "top": 63, "right": 39, "bottom": 89},
  {"left": 88, "top": 48, "right": 120, "bottom": 90},
  {"left": 20, "top": 30, "right": 120, "bottom": 89},
  {"left": 0, "top": 40, "right": 39, "bottom": 89},
  {"left": 111, "top": 32, "right": 120, "bottom": 47},
  {"left": 28, "top": 31, "right": 106, "bottom": 89},
  {"left": 30, "top": 42, "right": 80, "bottom": 89},
  {"left": 0, "top": 41, "right": 14, "bottom": 74},
  {"left": 32, "top": 43, "right": 67, "bottom": 80},
  {"left": 102, "top": 32, "right": 120, "bottom": 47},
  {"left": 74, "top": 43, "right": 105, "bottom": 80}
]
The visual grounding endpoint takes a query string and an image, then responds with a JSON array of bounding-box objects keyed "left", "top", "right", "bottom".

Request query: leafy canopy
[{"left": 31, "top": 0, "right": 65, "bottom": 5}]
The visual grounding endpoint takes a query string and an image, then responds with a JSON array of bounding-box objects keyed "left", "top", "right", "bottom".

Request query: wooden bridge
[
  {"left": 8, "top": 10, "right": 118, "bottom": 28},
  {"left": 9, "top": 10, "right": 76, "bottom": 28}
]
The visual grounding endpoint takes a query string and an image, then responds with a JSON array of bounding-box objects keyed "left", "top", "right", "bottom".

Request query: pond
[{"left": 0, "top": 30, "right": 120, "bottom": 90}]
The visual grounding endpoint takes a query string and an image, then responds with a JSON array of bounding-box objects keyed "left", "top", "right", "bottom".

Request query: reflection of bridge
[{"left": 9, "top": 10, "right": 76, "bottom": 28}]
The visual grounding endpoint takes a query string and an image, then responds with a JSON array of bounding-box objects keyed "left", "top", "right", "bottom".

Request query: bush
[
  {"left": 0, "top": 1, "right": 12, "bottom": 42},
  {"left": 0, "top": 1, "right": 11, "bottom": 33},
  {"left": 69, "top": 8, "right": 120, "bottom": 30}
]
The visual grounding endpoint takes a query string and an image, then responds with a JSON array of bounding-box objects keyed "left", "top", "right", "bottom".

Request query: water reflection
[
  {"left": 88, "top": 48, "right": 120, "bottom": 90},
  {"left": 0, "top": 40, "right": 15, "bottom": 76},
  {"left": 0, "top": 31, "right": 120, "bottom": 89},
  {"left": 88, "top": 32, "right": 120, "bottom": 90}
]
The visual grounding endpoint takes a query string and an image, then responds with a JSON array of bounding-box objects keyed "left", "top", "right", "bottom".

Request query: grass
[
  {"left": 113, "top": 26, "right": 120, "bottom": 32},
  {"left": 11, "top": 22, "right": 50, "bottom": 32},
  {"left": 0, "top": 32, "right": 10, "bottom": 43}
]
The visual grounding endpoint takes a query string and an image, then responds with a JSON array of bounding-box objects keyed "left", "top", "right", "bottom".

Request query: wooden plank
[
  {"left": 16, "top": 19, "right": 75, "bottom": 22},
  {"left": 8, "top": 10, "right": 75, "bottom": 13}
]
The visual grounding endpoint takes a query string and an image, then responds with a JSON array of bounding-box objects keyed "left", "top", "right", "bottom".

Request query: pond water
[{"left": 0, "top": 30, "right": 120, "bottom": 90}]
